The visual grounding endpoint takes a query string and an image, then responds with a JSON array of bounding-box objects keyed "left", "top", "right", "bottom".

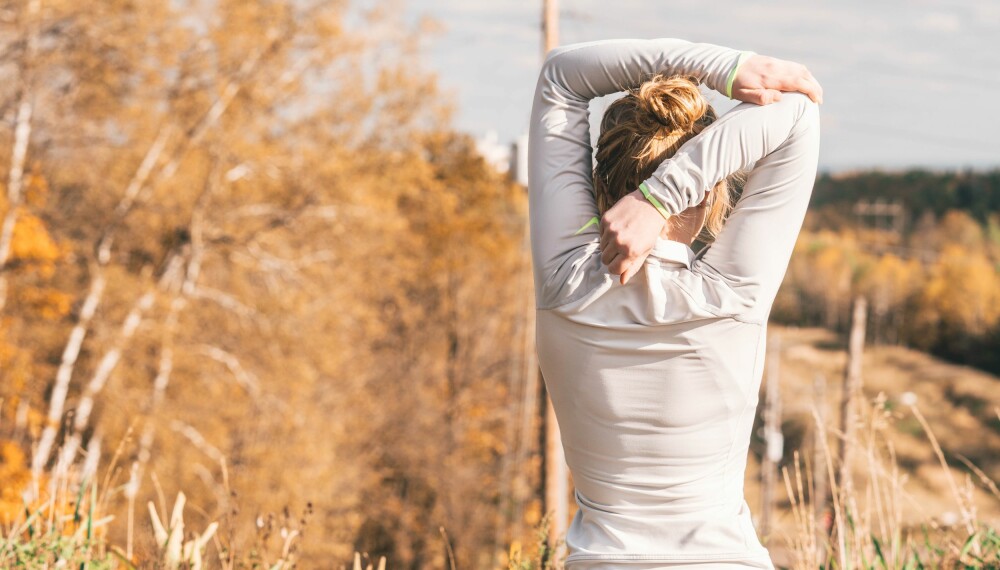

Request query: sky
[{"left": 404, "top": 0, "right": 1000, "bottom": 172}]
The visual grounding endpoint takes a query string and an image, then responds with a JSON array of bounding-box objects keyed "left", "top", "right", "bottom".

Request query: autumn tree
[{"left": 1, "top": 0, "right": 530, "bottom": 566}]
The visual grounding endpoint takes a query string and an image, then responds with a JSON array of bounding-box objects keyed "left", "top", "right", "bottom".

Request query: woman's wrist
[
  {"left": 725, "top": 51, "right": 755, "bottom": 99},
  {"left": 638, "top": 182, "right": 672, "bottom": 222}
]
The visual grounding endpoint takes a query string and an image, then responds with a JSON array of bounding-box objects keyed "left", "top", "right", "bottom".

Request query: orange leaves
[
  {"left": 0, "top": 172, "right": 70, "bottom": 331},
  {"left": 0, "top": 439, "right": 32, "bottom": 524},
  {"left": 917, "top": 244, "right": 1000, "bottom": 336},
  {"left": 9, "top": 212, "right": 62, "bottom": 272},
  {"left": 3, "top": 198, "right": 70, "bottom": 319},
  {"left": 14, "top": 286, "right": 73, "bottom": 320},
  {"left": 0, "top": 1, "right": 526, "bottom": 566},
  {"left": 784, "top": 210, "right": 1000, "bottom": 351},
  {"left": 860, "top": 252, "right": 922, "bottom": 316},
  {"left": 23, "top": 171, "right": 50, "bottom": 208}
]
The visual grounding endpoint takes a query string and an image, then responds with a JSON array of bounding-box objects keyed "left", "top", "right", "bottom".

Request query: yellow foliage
[
  {"left": 0, "top": 442, "right": 107, "bottom": 541},
  {"left": 14, "top": 286, "right": 73, "bottom": 320},
  {"left": 466, "top": 428, "right": 506, "bottom": 458},
  {"left": 938, "top": 210, "right": 985, "bottom": 250},
  {"left": 23, "top": 169, "right": 51, "bottom": 208},
  {"left": 523, "top": 498, "right": 542, "bottom": 527},
  {"left": 10, "top": 210, "right": 62, "bottom": 267},
  {"left": 859, "top": 252, "right": 923, "bottom": 314},
  {"left": 0, "top": 329, "right": 34, "bottom": 394},
  {"left": 0, "top": 440, "right": 32, "bottom": 523},
  {"left": 918, "top": 244, "right": 1000, "bottom": 335}
]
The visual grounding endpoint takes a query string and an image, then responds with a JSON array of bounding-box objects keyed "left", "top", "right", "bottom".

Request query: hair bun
[{"left": 634, "top": 75, "right": 707, "bottom": 134}]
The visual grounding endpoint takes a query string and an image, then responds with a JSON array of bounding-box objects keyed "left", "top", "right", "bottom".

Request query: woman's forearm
[
  {"left": 540, "top": 38, "right": 750, "bottom": 103},
  {"left": 640, "top": 94, "right": 818, "bottom": 217}
]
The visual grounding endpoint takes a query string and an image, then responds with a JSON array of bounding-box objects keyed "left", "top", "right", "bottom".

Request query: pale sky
[{"left": 405, "top": 0, "right": 1000, "bottom": 172}]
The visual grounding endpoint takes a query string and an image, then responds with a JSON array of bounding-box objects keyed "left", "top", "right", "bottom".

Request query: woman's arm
[
  {"left": 689, "top": 93, "right": 821, "bottom": 323},
  {"left": 598, "top": 55, "right": 823, "bottom": 284},
  {"left": 528, "top": 38, "right": 749, "bottom": 310},
  {"left": 617, "top": 93, "right": 821, "bottom": 323}
]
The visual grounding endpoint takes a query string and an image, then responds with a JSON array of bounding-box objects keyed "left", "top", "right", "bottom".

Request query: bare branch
[
  {"left": 194, "top": 344, "right": 261, "bottom": 399},
  {"left": 95, "top": 126, "right": 173, "bottom": 264},
  {"left": 55, "top": 287, "right": 158, "bottom": 468},
  {"left": 188, "top": 285, "right": 261, "bottom": 322},
  {"left": 133, "top": 160, "right": 220, "bottom": 491},
  {"left": 169, "top": 419, "right": 225, "bottom": 464}
]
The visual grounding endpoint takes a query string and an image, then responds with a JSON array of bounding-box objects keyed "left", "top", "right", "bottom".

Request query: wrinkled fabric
[{"left": 528, "top": 38, "right": 820, "bottom": 569}]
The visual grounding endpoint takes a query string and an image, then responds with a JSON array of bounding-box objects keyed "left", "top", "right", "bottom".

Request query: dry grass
[
  {"left": 756, "top": 324, "right": 1000, "bottom": 569},
  {"left": 4, "top": 324, "right": 1000, "bottom": 568},
  {"left": 0, "top": 424, "right": 310, "bottom": 568},
  {"left": 778, "top": 398, "right": 1000, "bottom": 568}
]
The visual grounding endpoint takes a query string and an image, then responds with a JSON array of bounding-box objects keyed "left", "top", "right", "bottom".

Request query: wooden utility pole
[
  {"left": 540, "top": 0, "right": 568, "bottom": 559},
  {"left": 543, "top": 0, "right": 559, "bottom": 54},
  {"left": 837, "top": 297, "right": 867, "bottom": 503},
  {"left": 760, "top": 333, "right": 783, "bottom": 541}
]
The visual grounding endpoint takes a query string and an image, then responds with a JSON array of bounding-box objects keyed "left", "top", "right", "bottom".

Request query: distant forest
[
  {"left": 766, "top": 169, "right": 1000, "bottom": 375},
  {"left": 810, "top": 169, "right": 1000, "bottom": 227}
]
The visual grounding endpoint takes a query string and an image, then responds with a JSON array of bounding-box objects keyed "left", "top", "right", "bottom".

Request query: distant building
[
  {"left": 474, "top": 130, "right": 534, "bottom": 188},
  {"left": 511, "top": 133, "right": 529, "bottom": 187},
  {"left": 475, "top": 130, "right": 512, "bottom": 175}
]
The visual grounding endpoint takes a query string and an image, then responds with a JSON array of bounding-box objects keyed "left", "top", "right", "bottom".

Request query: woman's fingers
[
  {"left": 599, "top": 220, "right": 612, "bottom": 254},
  {"left": 607, "top": 252, "right": 626, "bottom": 276},
  {"left": 804, "top": 72, "right": 824, "bottom": 104},
  {"left": 620, "top": 259, "right": 643, "bottom": 285},
  {"left": 734, "top": 87, "right": 783, "bottom": 105},
  {"left": 602, "top": 242, "right": 619, "bottom": 266},
  {"left": 792, "top": 74, "right": 823, "bottom": 104},
  {"left": 733, "top": 55, "right": 824, "bottom": 105},
  {"left": 760, "top": 89, "right": 783, "bottom": 104},
  {"left": 608, "top": 248, "right": 653, "bottom": 285}
]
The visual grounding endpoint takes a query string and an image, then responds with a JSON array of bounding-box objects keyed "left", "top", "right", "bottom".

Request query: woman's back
[
  {"left": 528, "top": 38, "right": 820, "bottom": 569},
  {"left": 537, "top": 244, "right": 772, "bottom": 567}
]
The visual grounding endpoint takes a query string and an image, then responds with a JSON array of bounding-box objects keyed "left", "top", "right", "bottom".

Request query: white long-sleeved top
[{"left": 528, "top": 39, "right": 820, "bottom": 569}]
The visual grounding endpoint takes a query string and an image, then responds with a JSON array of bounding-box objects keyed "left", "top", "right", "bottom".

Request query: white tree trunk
[
  {"left": 54, "top": 288, "right": 159, "bottom": 474},
  {"left": 0, "top": 0, "right": 41, "bottom": 313},
  {"left": 31, "top": 271, "right": 106, "bottom": 476}
]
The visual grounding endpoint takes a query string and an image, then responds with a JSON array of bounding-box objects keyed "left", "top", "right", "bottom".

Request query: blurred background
[{"left": 0, "top": 0, "right": 998, "bottom": 568}]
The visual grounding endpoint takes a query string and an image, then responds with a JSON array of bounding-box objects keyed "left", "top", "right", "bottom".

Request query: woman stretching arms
[{"left": 528, "top": 38, "right": 821, "bottom": 569}]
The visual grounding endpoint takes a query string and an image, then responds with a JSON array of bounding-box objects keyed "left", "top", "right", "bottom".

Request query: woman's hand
[
  {"left": 600, "top": 190, "right": 666, "bottom": 284},
  {"left": 731, "top": 55, "right": 823, "bottom": 105},
  {"left": 600, "top": 54, "right": 823, "bottom": 284}
]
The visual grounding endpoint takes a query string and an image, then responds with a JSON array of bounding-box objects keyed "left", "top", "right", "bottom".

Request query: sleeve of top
[
  {"left": 528, "top": 38, "right": 748, "bottom": 310},
  {"left": 645, "top": 93, "right": 822, "bottom": 323}
]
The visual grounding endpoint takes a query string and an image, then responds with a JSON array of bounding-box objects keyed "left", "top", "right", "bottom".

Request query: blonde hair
[{"left": 593, "top": 74, "right": 735, "bottom": 240}]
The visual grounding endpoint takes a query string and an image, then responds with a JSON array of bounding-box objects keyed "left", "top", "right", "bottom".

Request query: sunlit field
[{"left": 5, "top": 325, "right": 1000, "bottom": 568}]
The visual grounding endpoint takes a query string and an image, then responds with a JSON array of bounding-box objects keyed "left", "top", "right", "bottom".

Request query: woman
[{"left": 528, "top": 38, "right": 821, "bottom": 569}]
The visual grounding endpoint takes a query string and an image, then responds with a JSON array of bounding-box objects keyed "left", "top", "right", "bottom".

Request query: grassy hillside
[{"left": 743, "top": 324, "right": 1000, "bottom": 567}]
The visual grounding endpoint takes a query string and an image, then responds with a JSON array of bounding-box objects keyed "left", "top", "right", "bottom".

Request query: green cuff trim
[
  {"left": 639, "top": 182, "right": 671, "bottom": 221},
  {"left": 574, "top": 216, "right": 599, "bottom": 235},
  {"left": 725, "top": 51, "right": 753, "bottom": 99}
]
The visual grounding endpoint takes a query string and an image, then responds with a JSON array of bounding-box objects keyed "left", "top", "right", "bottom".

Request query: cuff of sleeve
[
  {"left": 639, "top": 150, "right": 707, "bottom": 217},
  {"left": 725, "top": 51, "right": 755, "bottom": 99},
  {"left": 639, "top": 182, "right": 672, "bottom": 221}
]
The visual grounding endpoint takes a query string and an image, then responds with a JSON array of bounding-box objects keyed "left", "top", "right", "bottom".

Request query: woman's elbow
[{"left": 787, "top": 92, "right": 820, "bottom": 132}]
